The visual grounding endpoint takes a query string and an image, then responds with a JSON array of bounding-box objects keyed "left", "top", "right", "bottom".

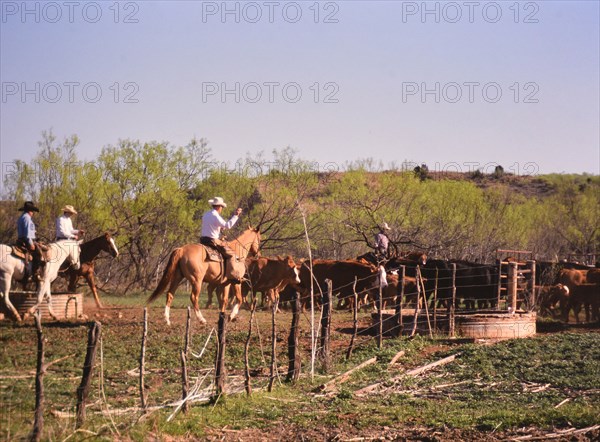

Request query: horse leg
[
  {"left": 1, "top": 275, "right": 22, "bottom": 322},
  {"left": 164, "top": 272, "right": 184, "bottom": 326},
  {"left": 190, "top": 277, "right": 207, "bottom": 325},
  {"left": 45, "top": 288, "right": 58, "bottom": 321},
  {"left": 205, "top": 283, "right": 214, "bottom": 309},
  {"left": 2, "top": 291, "right": 22, "bottom": 322},
  {"left": 85, "top": 272, "right": 103, "bottom": 309},
  {"left": 229, "top": 284, "right": 243, "bottom": 320}
]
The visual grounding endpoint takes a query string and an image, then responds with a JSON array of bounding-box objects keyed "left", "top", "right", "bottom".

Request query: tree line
[{"left": 2, "top": 132, "right": 598, "bottom": 293}]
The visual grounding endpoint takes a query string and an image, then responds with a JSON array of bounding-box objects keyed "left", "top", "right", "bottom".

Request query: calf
[
  {"left": 242, "top": 256, "right": 301, "bottom": 308},
  {"left": 205, "top": 256, "right": 301, "bottom": 310},
  {"left": 536, "top": 284, "right": 570, "bottom": 318},
  {"left": 378, "top": 274, "right": 422, "bottom": 310}
]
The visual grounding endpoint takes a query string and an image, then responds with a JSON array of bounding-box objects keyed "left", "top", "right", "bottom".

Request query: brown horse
[
  {"left": 56, "top": 233, "right": 119, "bottom": 308},
  {"left": 147, "top": 227, "right": 261, "bottom": 325}
]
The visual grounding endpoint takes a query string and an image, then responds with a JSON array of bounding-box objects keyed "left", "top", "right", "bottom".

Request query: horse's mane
[{"left": 226, "top": 227, "right": 260, "bottom": 258}]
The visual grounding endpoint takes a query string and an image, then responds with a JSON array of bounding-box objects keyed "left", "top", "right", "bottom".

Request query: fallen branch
[
  {"left": 315, "top": 357, "right": 378, "bottom": 393},
  {"left": 355, "top": 353, "right": 462, "bottom": 396},
  {"left": 405, "top": 353, "right": 461, "bottom": 377},
  {"left": 388, "top": 350, "right": 406, "bottom": 367},
  {"left": 554, "top": 397, "right": 571, "bottom": 409},
  {"left": 430, "top": 380, "right": 472, "bottom": 390},
  {"left": 511, "top": 424, "right": 600, "bottom": 441}
]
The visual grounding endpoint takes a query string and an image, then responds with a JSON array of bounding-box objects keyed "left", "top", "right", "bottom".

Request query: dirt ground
[{"left": 2, "top": 296, "right": 599, "bottom": 442}]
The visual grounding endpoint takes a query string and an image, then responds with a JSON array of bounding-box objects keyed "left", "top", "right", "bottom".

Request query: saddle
[
  {"left": 11, "top": 243, "right": 49, "bottom": 262},
  {"left": 11, "top": 245, "right": 28, "bottom": 260},
  {"left": 199, "top": 244, "right": 246, "bottom": 281},
  {"left": 201, "top": 244, "right": 224, "bottom": 262}
]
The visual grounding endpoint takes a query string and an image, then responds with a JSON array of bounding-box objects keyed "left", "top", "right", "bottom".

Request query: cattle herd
[{"left": 225, "top": 253, "right": 600, "bottom": 324}]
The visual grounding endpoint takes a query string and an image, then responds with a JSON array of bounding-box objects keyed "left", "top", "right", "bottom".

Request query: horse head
[
  {"left": 247, "top": 226, "right": 261, "bottom": 257},
  {"left": 103, "top": 232, "right": 120, "bottom": 258},
  {"left": 70, "top": 241, "right": 82, "bottom": 270}
]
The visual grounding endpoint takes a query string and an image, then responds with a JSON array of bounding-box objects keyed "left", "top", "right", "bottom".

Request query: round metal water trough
[
  {"left": 2, "top": 291, "right": 83, "bottom": 320},
  {"left": 455, "top": 311, "right": 536, "bottom": 340},
  {"left": 374, "top": 309, "right": 536, "bottom": 340}
]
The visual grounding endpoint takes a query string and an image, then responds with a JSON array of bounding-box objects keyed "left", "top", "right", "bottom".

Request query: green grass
[{"left": 1, "top": 306, "right": 599, "bottom": 440}]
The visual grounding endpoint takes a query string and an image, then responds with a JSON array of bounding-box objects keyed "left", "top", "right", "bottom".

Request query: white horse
[{"left": 1, "top": 240, "right": 81, "bottom": 322}]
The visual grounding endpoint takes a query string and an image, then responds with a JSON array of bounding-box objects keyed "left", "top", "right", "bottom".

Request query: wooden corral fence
[
  {"left": 566, "top": 253, "right": 597, "bottom": 266},
  {"left": 495, "top": 249, "right": 536, "bottom": 312}
]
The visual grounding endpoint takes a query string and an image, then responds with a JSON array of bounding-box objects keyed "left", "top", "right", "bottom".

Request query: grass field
[{"left": 1, "top": 293, "right": 599, "bottom": 441}]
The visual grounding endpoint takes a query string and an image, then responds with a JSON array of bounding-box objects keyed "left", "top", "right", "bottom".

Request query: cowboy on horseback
[
  {"left": 374, "top": 222, "right": 391, "bottom": 262},
  {"left": 200, "top": 197, "right": 243, "bottom": 281},
  {"left": 56, "top": 205, "right": 84, "bottom": 241},
  {"left": 16, "top": 201, "right": 44, "bottom": 285}
]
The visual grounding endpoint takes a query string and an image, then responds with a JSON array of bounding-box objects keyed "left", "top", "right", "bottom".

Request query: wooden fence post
[
  {"left": 181, "top": 307, "right": 191, "bottom": 412},
  {"left": 509, "top": 262, "right": 518, "bottom": 313},
  {"left": 378, "top": 273, "right": 383, "bottom": 349},
  {"left": 139, "top": 308, "right": 148, "bottom": 411},
  {"left": 433, "top": 268, "right": 438, "bottom": 331},
  {"left": 346, "top": 276, "right": 358, "bottom": 360},
  {"left": 268, "top": 293, "right": 280, "bottom": 392},
  {"left": 286, "top": 289, "right": 301, "bottom": 382},
  {"left": 496, "top": 259, "right": 502, "bottom": 310},
  {"left": 245, "top": 297, "right": 257, "bottom": 395},
  {"left": 394, "top": 265, "right": 405, "bottom": 338},
  {"left": 76, "top": 321, "right": 101, "bottom": 428},
  {"left": 527, "top": 260, "right": 536, "bottom": 311},
  {"left": 410, "top": 266, "right": 422, "bottom": 338},
  {"left": 418, "top": 267, "right": 433, "bottom": 338},
  {"left": 318, "top": 279, "right": 333, "bottom": 371},
  {"left": 215, "top": 313, "right": 227, "bottom": 395},
  {"left": 30, "top": 311, "right": 45, "bottom": 442},
  {"left": 449, "top": 264, "right": 456, "bottom": 337}
]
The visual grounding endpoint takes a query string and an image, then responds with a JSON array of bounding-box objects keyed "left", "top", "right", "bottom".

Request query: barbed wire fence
[{"left": 1, "top": 249, "right": 543, "bottom": 440}]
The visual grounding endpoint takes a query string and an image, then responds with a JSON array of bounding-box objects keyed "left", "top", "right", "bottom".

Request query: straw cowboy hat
[
  {"left": 18, "top": 201, "right": 39, "bottom": 212},
  {"left": 208, "top": 197, "right": 227, "bottom": 207},
  {"left": 62, "top": 205, "right": 78, "bottom": 214},
  {"left": 382, "top": 222, "right": 391, "bottom": 230}
]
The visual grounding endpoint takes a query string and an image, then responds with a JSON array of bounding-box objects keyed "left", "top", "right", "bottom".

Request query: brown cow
[
  {"left": 563, "top": 283, "right": 600, "bottom": 323},
  {"left": 586, "top": 268, "right": 600, "bottom": 284},
  {"left": 297, "top": 259, "right": 387, "bottom": 311},
  {"left": 558, "top": 268, "right": 588, "bottom": 286}
]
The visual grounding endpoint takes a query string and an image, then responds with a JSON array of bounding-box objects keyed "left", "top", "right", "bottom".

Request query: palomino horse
[
  {"left": 56, "top": 233, "right": 119, "bottom": 308},
  {"left": 1, "top": 240, "right": 81, "bottom": 321},
  {"left": 148, "top": 227, "right": 261, "bottom": 325}
]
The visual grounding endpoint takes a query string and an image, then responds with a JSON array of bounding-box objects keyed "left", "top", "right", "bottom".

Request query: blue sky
[{"left": 1, "top": 0, "right": 599, "bottom": 179}]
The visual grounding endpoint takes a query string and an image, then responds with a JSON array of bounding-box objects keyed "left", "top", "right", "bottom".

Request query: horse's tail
[{"left": 147, "top": 248, "right": 183, "bottom": 303}]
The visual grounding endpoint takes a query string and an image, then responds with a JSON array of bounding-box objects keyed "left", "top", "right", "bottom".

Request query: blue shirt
[{"left": 17, "top": 212, "right": 36, "bottom": 246}]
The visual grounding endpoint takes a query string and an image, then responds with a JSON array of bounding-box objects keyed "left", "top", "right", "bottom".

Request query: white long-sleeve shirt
[
  {"left": 201, "top": 209, "right": 239, "bottom": 239},
  {"left": 56, "top": 215, "right": 80, "bottom": 240}
]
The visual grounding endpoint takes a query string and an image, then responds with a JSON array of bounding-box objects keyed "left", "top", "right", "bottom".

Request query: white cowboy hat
[
  {"left": 208, "top": 197, "right": 227, "bottom": 207},
  {"left": 382, "top": 222, "right": 391, "bottom": 230},
  {"left": 62, "top": 205, "right": 77, "bottom": 214}
]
